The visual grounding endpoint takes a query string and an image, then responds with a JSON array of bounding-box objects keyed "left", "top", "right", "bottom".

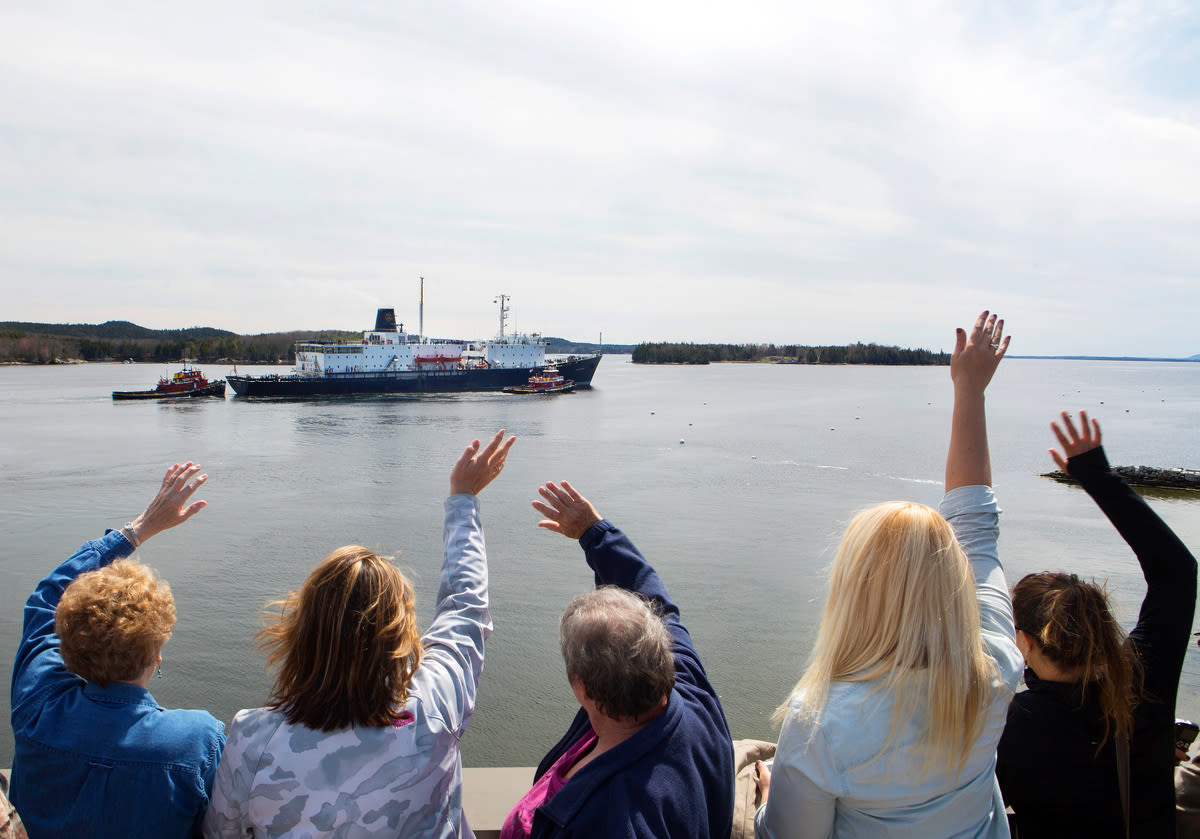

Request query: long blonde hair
[{"left": 776, "top": 502, "right": 999, "bottom": 777}]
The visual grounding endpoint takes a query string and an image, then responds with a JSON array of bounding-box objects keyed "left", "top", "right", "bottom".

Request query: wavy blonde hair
[
  {"left": 776, "top": 502, "right": 999, "bottom": 777},
  {"left": 259, "top": 546, "right": 424, "bottom": 731},
  {"left": 55, "top": 559, "right": 176, "bottom": 686}
]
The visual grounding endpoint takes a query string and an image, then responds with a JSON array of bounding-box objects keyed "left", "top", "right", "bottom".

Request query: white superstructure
[{"left": 293, "top": 302, "right": 546, "bottom": 377}]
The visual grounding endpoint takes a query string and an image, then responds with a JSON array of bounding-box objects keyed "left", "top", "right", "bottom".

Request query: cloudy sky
[{"left": 3, "top": 1, "right": 1198, "bottom": 355}]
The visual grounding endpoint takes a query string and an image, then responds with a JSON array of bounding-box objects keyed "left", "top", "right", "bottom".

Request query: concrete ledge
[{"left": 464, "top": 766, "right": 533, "bottom": 839}]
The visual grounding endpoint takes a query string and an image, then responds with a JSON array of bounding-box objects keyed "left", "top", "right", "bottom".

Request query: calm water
[{"left": 2, "top": 357, "right": 1199, "bottom": 768}]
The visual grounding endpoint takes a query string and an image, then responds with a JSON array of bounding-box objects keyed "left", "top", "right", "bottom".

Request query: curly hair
[
  {"left": 55, "top": 559, "right": 176, "bottom": 686},
  {"left": 258, "top": 546, "right": 424, "bottom": 731},
  {"left": 559, "top": 586, "right": 675, "bottom": 720}
]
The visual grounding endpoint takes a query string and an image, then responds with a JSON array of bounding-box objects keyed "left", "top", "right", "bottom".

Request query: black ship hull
[{"left": 227, "top": 354, "right": 601, "bottom": 397}]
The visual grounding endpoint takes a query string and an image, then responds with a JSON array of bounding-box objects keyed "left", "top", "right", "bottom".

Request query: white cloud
[{"left": 0, "top": 0, "right": 1198, "bottom": 355}]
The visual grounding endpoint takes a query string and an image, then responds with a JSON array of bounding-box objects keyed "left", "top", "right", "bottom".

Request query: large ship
[{"left": 226, "top": 294, "right": 601, "bottom": 398}]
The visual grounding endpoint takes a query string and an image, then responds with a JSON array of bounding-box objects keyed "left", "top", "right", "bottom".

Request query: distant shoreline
[{"left": 1008, "top": 355, "right": 1200, "bottom": 363}]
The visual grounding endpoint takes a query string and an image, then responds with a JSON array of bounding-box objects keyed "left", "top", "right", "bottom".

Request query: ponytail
[{"left": 1013, "top": 572, "right": 1142, "bottom": 752}]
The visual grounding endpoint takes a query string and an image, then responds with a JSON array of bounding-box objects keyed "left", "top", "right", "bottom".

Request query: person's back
[
  {"left": 782, "top": 669, "right": 1009, "bottom": 836},
  {"left": 212, "top": 694, "right": 462, "bottom": 836},
  {"left": 13, "top": 678, "right": 222, "bottom": 838}
]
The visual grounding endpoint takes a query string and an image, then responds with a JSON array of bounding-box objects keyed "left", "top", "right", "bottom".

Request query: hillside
[{"left": 0, "top": 321, "right": 354, "bottom": 364}]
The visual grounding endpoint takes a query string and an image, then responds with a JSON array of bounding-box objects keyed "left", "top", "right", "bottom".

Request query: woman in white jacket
[{"left": 755, "top": 313, "right": 1023, "bottom": 839}]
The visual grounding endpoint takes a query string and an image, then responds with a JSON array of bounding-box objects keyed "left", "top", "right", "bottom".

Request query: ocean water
[{"left": 1, "top": 356, "right": 1198, "bottom": 768}]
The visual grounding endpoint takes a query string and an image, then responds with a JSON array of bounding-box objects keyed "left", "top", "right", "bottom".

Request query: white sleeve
[
  {"left": 939, "top": 485, "right": 1023, "bottom": 689},
  {"left": 411, "top": 493, "right": 492, "bottom": 735}
]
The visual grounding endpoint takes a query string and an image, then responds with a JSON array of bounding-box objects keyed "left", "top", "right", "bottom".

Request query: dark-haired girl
[{"left": 997, "top": 411, "right": 1197, "bottom": 838}]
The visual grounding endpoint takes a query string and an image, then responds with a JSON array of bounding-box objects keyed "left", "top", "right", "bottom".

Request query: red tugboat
[
  {"left": 112, "top": 365, "right": 227, "bottom": 400},
  {"left": 502, "top": 366, "right": 576, "bottom": 395}
]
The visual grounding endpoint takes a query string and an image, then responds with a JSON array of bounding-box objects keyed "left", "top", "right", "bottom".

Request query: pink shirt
[{"left": 500, "top": 731, "right": 598, "bottom": 839}]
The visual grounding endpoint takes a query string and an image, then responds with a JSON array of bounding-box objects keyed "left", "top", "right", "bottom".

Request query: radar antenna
[{"left": 493, "top": 294, "right": 510, "bottom": 338}]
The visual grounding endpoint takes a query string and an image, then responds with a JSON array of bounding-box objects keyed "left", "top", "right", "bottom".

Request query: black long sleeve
[{"left": 1070, "top": 446, "right": 1197, "bottom": 709}]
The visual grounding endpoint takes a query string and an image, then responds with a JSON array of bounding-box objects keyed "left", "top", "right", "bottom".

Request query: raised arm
[
  {"left": 533, "top": 481, "right": 668, "bottom": 603},
  {"left": 1051, "top": 412, "right": 1197, "bottom": 703},
  {"left": 532, "top": 480, "right": 721, "bottom": 688},
  {"left": 417, "top": 430, "right": 515, "bottom": 733},
  {"left": 946, "top": 311, "right": 1009, "bottom": 492},
  {"left": 13, "top": 463, "right": 208, "bottom": 713}
]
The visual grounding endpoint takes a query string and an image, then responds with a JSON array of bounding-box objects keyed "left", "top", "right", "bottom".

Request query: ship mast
[
  {"left": 494, "top": 294, "right": 510, "bottom": 338},
  {"left": 419, "top": 276, "right": 425, "bottom": 343}
]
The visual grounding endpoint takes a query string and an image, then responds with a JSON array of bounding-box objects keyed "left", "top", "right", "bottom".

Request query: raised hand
[
  {"left": 128, "top": 462, "right": 208, "bottom": 545},
  {"left": 950, "top": 310, "right": 1009, "bottom": 397},
  {"left": 450, "top": 430, "right": 516, "bottom": 496},
  {"left": 1050, "top": 410, "right": 1102, "bottom": 473},
  {"left": 532, "top": 481, "right": 602, "bottom": 540}
]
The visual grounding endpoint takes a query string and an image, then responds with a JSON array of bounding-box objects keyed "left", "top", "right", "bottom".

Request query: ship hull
[
  {"left": 113, "top": 381, "right": 227, "bottom": 400},
  {"left": 227, "top": 355, "right": 601, "bottom": 397}
]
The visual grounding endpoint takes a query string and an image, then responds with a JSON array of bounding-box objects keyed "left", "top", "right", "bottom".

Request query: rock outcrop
[{"left": 1045, "top": 466, "right": 1200, "bottom": 492}]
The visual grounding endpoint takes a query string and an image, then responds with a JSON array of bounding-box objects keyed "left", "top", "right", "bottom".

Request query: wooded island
[{"left": 632, "top": 342, "right": 950, "bottom": 365}]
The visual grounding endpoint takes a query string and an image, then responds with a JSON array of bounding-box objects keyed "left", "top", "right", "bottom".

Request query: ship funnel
[{"left": 374, "top": 308, "right": 398, "bottom": 332}]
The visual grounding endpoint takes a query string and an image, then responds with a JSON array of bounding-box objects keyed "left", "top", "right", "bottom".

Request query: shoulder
[
  {"left": 119, "top": 706, "right": 226, "bottom": 777},
  {"left": 154, "top": 707, "right": 225, "bottom": 747},
  {"left": 226, "top": 706, "right": 284, "bottom": 744},
  {"left": 1002, "top": 685, "right": 1095, "bottom": 747}
]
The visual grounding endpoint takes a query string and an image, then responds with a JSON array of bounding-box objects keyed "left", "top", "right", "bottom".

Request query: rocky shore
[{"left": 1045, "top": 466, "right": 1200, "bottom": 492}]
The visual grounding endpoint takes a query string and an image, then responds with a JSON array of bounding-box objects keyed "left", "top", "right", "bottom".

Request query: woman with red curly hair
[
  {"left": 9, "top": 462, "right": 225, "bottom": 839},
  {"left": 204, "top": 430, "right": 515, "bottom": 839}
]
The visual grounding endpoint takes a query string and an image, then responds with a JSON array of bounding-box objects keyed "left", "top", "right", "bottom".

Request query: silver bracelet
[{"left": 120, "top": 523, "right": 142, "bottom": 548}]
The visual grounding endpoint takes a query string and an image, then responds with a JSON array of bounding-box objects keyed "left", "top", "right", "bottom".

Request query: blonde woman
[{"left": 755, "top": 312, "right": 1024, "bottom": 839}]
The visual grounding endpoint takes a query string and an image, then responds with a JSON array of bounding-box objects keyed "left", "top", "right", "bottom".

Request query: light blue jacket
[
  {"left": 10, "top": 529, "right": 226, "bottom": 839},
  {"left": 756, "top": 485, "right": 1024, "bottom": 839}
]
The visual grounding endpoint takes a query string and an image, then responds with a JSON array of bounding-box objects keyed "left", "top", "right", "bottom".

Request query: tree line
[
  {"left": 631, "top": 342, "right": 950, "bottom": 365},
  {"left": 0, "top": 323, "right": 357, "bottom": 365}
]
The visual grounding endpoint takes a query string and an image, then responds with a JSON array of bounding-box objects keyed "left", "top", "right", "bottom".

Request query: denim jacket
[{"left": 10, "top": 529, "right": 225, "bottom": 839}]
